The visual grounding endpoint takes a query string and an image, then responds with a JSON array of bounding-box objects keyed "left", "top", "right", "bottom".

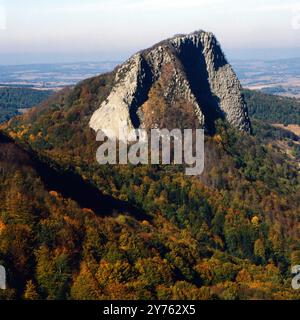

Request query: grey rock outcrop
[{"left": 89, "top": 30, "right": 251, "bottom": 137}]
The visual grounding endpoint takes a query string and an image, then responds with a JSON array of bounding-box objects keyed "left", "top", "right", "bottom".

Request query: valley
[
  {"left": 0, "top": 62, "right": 118, "bottom": 91},
  {"left": 233, "top": 58, "right": 300, "bottom": 98}
]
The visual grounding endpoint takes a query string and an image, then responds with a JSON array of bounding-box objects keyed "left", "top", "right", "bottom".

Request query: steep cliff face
[{"left": 89, "top": 30, "right": 251, "bottom": 136}]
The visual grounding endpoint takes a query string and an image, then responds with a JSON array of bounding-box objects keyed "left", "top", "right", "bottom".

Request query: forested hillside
[
  {"left": 0, "top": 73, "right": 299, "bottom": 300},
  {"left": 244, "top": 90, "right": 300, "bottom": 162},
  {"left": 0, "top": 88, "right": 52, "bottom": 123},
  {"left": 243, "top": 89, "right": 300, "bottom": 125}
]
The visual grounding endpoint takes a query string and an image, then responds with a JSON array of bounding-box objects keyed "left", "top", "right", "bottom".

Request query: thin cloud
[
  {"left": 12, "top": 0, "right": 300, "bottom": 16},
  {"left": 0, "top": 4, "right": 6, "bottom": 30},
  {"left": 28, "top": 0, "right": 225, "bottom": 15},
  {"left": 249, "top": 3, "right": 300, "bottom": 13},
  {"left": 122, "top": 0, "right": 224, "bottom": 9}
]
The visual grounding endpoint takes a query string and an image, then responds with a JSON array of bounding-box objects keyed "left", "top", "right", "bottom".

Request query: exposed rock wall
[{"left": 89, "top": 30, "right": 251, "bottom": 138}]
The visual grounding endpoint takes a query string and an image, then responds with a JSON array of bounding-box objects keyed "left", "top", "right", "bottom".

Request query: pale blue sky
[{"left": 0, "top": 0, "right": 300, "bottom": 64}]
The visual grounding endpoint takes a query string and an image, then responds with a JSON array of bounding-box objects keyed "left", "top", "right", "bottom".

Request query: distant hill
[
  {"left": 0, "top": 87, "right": 52, "bottom": 123},
  {"left": 243, "top": 89, "right": 300, "bottom": 125}
]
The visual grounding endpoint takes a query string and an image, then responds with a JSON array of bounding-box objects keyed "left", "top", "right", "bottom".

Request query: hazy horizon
[
  {"left": 0, "top": 47, "right": 300, "bottom": 66},
  {"left": 0, "top": 0, "right": 300, "bottom": 65}
]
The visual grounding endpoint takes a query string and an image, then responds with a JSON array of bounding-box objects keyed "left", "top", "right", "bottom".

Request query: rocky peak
[{"left": 89, "top": 30, "right": 251, "bottom": 138}]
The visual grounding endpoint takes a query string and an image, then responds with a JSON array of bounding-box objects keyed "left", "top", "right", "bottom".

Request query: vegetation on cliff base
[{"left": 0, "top": 73, "right": 299, "bottom": 300}]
